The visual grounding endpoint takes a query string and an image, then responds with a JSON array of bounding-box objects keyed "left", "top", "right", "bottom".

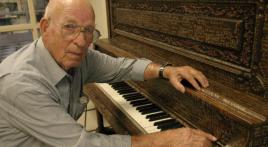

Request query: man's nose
[{"left": 73, "top": 32, "right": 90, "bottom": 47}]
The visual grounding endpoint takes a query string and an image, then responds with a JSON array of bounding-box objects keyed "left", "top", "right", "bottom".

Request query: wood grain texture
[
  {"left": 107, "top": 0, "right": 268, "bottom": 97},
  {"left": 83, "top": 0, "right": 268, "bottom": 146}
]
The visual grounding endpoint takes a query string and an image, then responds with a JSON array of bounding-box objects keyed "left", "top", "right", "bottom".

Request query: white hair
[{"left": 43, "top": 0, "right": 94, "bottom": 20}]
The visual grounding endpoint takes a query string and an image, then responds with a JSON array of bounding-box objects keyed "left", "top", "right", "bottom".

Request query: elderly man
[{"left": 0, "top": 0, "right": 216, "bottom": 146}]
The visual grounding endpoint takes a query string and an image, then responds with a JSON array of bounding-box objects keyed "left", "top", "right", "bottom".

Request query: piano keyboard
[{"left": 96, "top": 82, "right": 183, "bottom": 133}]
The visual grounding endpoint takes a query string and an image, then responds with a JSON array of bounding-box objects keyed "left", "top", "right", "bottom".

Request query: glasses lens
[
  {"left": 62, "top": 24, "right": 80, "bottom": 40},
  {"left": 61, "top": 24, "right": 100, "bottom": 42},
  {"left": 92, "top": 29, "right": 101, "bottom": 43}
]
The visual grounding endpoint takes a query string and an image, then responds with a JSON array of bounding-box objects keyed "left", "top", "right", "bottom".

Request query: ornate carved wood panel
[
  {"left": 88, "top": 1, "right": 268, "bottom": 146},
  {"left": 107, "top": 0, "right": 267, "bottom": 98}
]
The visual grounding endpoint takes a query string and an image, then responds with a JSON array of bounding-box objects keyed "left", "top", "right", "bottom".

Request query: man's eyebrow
[{"left": 62, "top": 17, "right": 94, "bottom": 27}]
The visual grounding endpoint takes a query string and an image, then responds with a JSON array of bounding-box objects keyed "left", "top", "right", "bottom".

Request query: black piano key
[
  {"left": 123, "top": 92, "right": 144, "bottom": 98},
  {"left": 111, "top": 85, "right": 129, "bottom": 89},
  {"left": 122, "top": 92, "right": 139, "bottom": 96},
  {"left": 127, "top": 98, "right": 147, "bottom": 105},
  {"left": 125, "top": 96, "right": 145, "bottom": 101},
  {"left": 110, "top": 83, "right": 145, "bottom": 97},
  {"left": 109, "top": 82, "right": 185, "bottom": 132},
  {"left": 109, "top": 82, "right": 128, "bottom": 86},
  {"left": 117, "top": 89, "right": 137, "bottom": 94},
  {"left": 158, "top": 122, "right": 178, "bottom": 130},
  {"left": 148, "top": 113, "right": 170, "bottom": 121},
  {"left": 123, "top": 92, "right": 143, "bottom": 97},
  {"left": 122, "top": 92, "right": 140, "bottom": 98},
  {"left": 154, "top": 119, "right": 176, "bottom": 126},
  {"left": 134, "top": 103, "right": 152, "bottom": 108},
  {"left": 138, "top": 105, "right": 160, "bottom": 112},
  {"left": 114, "top": 86, "right": 134, "bottom": 91},
  {"left": 130, "top": 99, "right": 149, "bottom": 104},
  {"left": 130, "top": 99, "right": 150, "bottom": 105},
  {"left": 131, "top": 99, "right": 151, "bottom": 106},
  {"left": 117, "top": 88, "right": 136, "bottom": 93},
  {"left": 140, "top": 107, "right": 162, "bottom": 115},
  {"left": 110, "top": 82, "right": 129, "bottom": 88},
  {"left": 126, "top": 97, "right": 146, "bottom": 102},
  {"left": 158, "top": 122, "right": 183, "bottom": 131},
  {"left": 124, "top": 94, "right": 145, "bottom": 101},
  {"left": 139, "top": 104, "right": 158, "bottom": 110},
  {"left": 136, "top": 104, "right": 156, "bottom": 111},
  {"left": 146, "top": 112, "right": 167, "bottom": 119}
]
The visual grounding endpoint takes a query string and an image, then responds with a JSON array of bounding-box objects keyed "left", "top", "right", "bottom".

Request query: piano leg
[
  {"left": 96, "top": 110, "right": 115, "bottom": 135},
  {"left": 96, "top": 110, "right": 105, "bottom": 132}
]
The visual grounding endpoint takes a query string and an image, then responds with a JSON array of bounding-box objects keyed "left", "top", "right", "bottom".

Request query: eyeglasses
[{"left": 61, "top": 23, "right": 101, "bottom": 42}]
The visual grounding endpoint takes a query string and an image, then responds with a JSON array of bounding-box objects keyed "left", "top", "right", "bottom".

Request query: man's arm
[
  {"left": 144, "top": 62, "right": 209, "bottom": 93},
  {"left": 131, "top": 128, "right": 217, "bottom": 147},
  {"left": 84, "top": 49, "right": 152, "bottom": 83},
  {"left": 0, "top": 73, "right": 131, "bottom": 147},
  {"left": 141, "top": 63, "right": 215, "bottom": 147}
]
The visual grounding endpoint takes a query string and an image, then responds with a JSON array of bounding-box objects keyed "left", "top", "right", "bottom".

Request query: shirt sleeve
[
  {"left": 0, "top": 73, "right": 131, "bottom": 147},
  {"left": 83, "top": 49, "right": 152, "bottom": 83}
]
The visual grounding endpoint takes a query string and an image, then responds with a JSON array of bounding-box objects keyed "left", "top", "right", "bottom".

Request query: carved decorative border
[
  {"left": 112, "top": 2, "right": 256, "bottom": 68},
  {"left": 109, "top": 0, "right": 266, "bottom": 96},
  {"left": 249, "top": 124, "right": 268, "bottom": 147}
]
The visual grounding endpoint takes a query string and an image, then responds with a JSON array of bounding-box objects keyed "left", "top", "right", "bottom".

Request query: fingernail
[{"left": 213, "top": 136, "right": 217, "bottom": 141}]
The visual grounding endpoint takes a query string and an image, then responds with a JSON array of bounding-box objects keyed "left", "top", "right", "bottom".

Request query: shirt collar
[{"left": 36, "top": 38, "right": 68, "bottom": 85}]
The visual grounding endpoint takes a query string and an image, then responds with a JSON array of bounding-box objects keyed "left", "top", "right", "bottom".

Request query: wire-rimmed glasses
[{"left": 61, "top": 23, "right": 101, "bottom": 43}]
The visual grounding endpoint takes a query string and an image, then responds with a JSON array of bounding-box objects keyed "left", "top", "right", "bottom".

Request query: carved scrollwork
[
  {"left": 234, "top": 0, "right": 267, "bottom": 98},
  {"left": 237, "top": 70, "right": 266, "bottom": 97},
  {"left": 112, "top": 1, "right": 257, "bottom": 68},
  {"left": 249, "top": 124, "right": 268, "bottom": 146}
]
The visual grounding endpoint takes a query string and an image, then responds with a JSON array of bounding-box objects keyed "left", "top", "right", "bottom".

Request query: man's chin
[{"left": 62, "top": 61, "right": 82, "bottom": 70}]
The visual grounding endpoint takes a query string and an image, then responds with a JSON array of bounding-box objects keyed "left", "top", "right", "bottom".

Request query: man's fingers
[
  {"left": 170, "top": 78, "right": 186, "bottom": 93},
  {"left": 193, "top": 71, "right": 209, "bottom": 88},
  {"left": 205, "top": 133, "right": 217, "bottom": 142},
  {"left": 184, "top": 76, "right": 201, "bottom": 91},
  {"left": 194, "top": 129, "right": 217, "bottom": 141},
  {"left": 167, "top": 66, "right": 209, "bottom": 92}
]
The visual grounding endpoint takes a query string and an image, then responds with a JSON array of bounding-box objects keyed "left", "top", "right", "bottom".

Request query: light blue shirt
[{"left": 0, "top": 38, "right": 151, "bottom": 147}]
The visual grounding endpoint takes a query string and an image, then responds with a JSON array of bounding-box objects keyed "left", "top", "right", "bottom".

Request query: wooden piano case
[{"left": 84, "top": 0, "right": 268, "bottom": 146}]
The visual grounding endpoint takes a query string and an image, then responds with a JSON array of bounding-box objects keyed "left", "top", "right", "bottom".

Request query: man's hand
[
  {"left": 164, "top": 66, "right": 209, "bottom": 93},
  {"left": 132, "top": 127, "right": 217, "bottom": 147},
  {"left": 144, "top": 63, "right": 209, "bottom": 93}
]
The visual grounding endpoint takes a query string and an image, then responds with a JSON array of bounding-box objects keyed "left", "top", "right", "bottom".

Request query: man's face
[{"left": 43, "top": 2, "right": 95, "bottom": 70}]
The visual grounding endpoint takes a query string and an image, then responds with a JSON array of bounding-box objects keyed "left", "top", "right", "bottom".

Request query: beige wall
[{"left": 89, "top": 0, "right": 109, "bottom": 39}]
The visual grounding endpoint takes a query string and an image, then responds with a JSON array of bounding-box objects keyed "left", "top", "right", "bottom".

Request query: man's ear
[{"left": 39, "top": 18, "right": 50, "bottom": 35}]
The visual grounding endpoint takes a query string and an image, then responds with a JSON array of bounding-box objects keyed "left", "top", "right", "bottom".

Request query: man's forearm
[
  {"left": 143, "top": 62, "right": 161, "bottom": 80},
  {"left": 131, "top": 128, "right": 216, "bottom": 147},
  {"left": 131, "top": 132, "right": 163, "bottom": 147}
]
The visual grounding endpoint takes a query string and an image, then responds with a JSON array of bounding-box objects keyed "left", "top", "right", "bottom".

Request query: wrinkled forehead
[{"left": 57, "top": 0, "right": 95, "bottom": 26}]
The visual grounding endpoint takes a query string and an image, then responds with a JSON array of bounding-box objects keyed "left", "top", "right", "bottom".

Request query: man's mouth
[{"left": 67, "top": 51, "right": 83, "bottom": 57}]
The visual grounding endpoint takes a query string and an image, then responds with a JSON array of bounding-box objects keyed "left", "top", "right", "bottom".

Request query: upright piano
[{"left": 83, "top": 0, "right": 268, "bottom": 146}]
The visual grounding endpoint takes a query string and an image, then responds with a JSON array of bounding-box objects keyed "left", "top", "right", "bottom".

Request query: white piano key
[
  {"left": 101, "top": 84, "right": 174, "bottom": 127},
  {"left": 144, "top": 126, "right": 161, "bottom": 133},
  {"left": 96, "top": 83, "right": 180, "bottom": 134}
]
